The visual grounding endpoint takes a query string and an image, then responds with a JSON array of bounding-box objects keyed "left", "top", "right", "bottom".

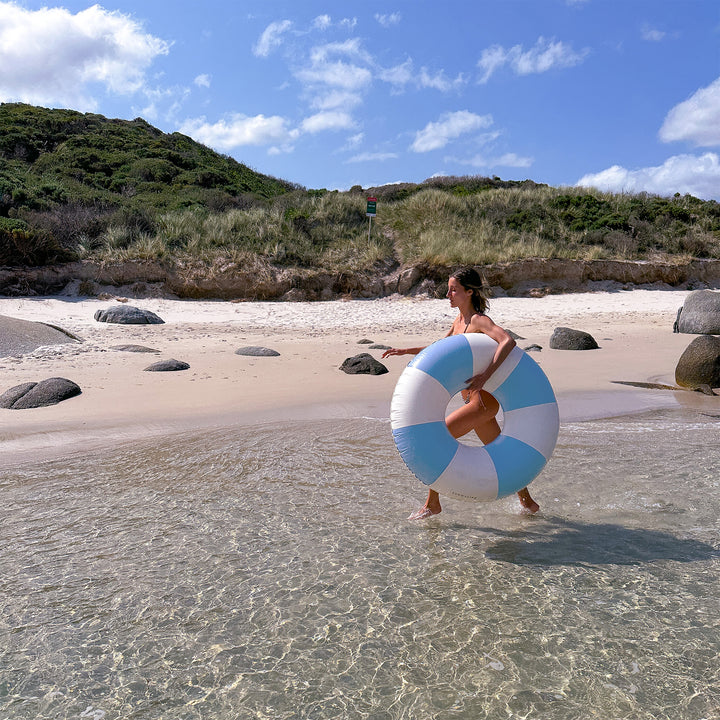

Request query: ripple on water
[{"left": 0, "top": 408, "right": 719, "bottom": 719}]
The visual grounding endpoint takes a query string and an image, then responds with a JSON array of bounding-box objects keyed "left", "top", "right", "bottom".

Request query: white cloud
[
  {"left": 253, "top": 19, "right": 292, "bottom": 57},
  {"left": 477, "top": 45, "right": 508, "bottom": 84},
  {"left": 641, "top": 25, "right": 666, "bottom": 42},
  {"left": 659, "top": 77, "right": 720, "bottom": 147},
  {"left": 179, "top": 113, "right": 297, "bottom": 149},
  {"left": 296, "top": 39, "right": 373, "bottom": 94},
  {"left": 296, "top": 61, "right": 372, "bottom": 90},
  {"left": 410, "top": 110, "right": 493, "bottom": 153},
  {"left": 378, "top": 59, "right": 465, "bottom": 92},
  {"left": 418, "top": 68, "right": 466, "bottom": 92},
  {"left": 309, "top": 38, "right": 372, "bottom": 65},
  {"left": 378, "top": 59, "right": 414, "bottom": 87},
  {"left": 0, "top": 2, "right": 169, "bottom": 109},
  {"left": 311, "top": 90, "right": 362, "bottom": 111},
  {"left": 194, "top": 74, "right": 211, "bottom": 88},
  {"left": 577, "top": 153, "right": 720, "bottom": 201},
  {"left": 478, "top": 37, "right": 587, "bottom": 84},
  {"left": 313, "top": 15, "right": 331, "bottom": 30},
  {"left": 301, "top": 111, "right": 355, "bottom": 133},
  {"left": 347, "top": 151, "right": 399, "bottom": 163},
  {"left": 454, "top": 152, "right": 534, "bottom": 169},
  {"left": 375, "top": 13, "right": 401, "bottom": 28},
  {"left": 492, "top": 153, "right": 534, "bottom": 168}
]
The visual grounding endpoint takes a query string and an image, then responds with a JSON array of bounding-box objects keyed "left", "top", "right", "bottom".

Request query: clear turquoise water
[{"left": 1, "top": 408, "right": 719, "bottom": 719}]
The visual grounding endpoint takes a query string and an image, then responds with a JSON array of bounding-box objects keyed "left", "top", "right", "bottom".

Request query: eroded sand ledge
[{"left": 1, "top": 258, "right": 719, "bottom": 300}]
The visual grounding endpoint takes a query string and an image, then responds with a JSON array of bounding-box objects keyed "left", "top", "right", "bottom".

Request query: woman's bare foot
[
  {"left": 517, "top": 487, "right": 539, "bottom": 514},
  {"left": 407, "top": 505, "right": 441, "bottom": 520},
  {"left": 408, "top": 489, "right": 442, "bottom": 520}
]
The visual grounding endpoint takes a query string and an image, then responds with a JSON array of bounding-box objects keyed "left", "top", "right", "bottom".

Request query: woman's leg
[
  {"left": 449, "top": 390, "right": 539, "bottom": 514},
  {"left": 409, "top": 391, "right": 499, "bottom": 520}
]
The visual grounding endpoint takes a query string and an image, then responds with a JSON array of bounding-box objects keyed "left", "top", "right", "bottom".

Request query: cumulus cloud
[
  {"left": 296, "top": 39, "right": 373, "bottom": 94},
  {"left": 410, "top": 110, "right": 493, "bottom": 152},
  {"left": 301, "top": 111, "right": 355, "bottom": 133},
  {"left": 194, "top": 74, "right": 211, "bottom": 88},
  {"left": 410, "top": 110, "right": 493, "bottom": 153},
  {"left": 0, "top": 2, "right": 169, "bottom": 109},
  {"left": 577, "top": 153, "right": 720, "bottom": 201},
  {"left": 253, "top": 19, "right": 292, "bottom": 57},
  {"left": 296, "top": 61, "right": 372, "bottom": 91},
  {"left": 659, "top": 77, "right": 720, "bottom": 147},
  {"left": 478, "top": 37, "right": 587, "bottom": 84},
  {"left": 179, "top": 113, "right": 297, "bottom": 150}
]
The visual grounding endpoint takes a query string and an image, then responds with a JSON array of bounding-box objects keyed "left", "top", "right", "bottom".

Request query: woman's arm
[
  {"left": 381, "top": 346, "right": 425, "bottom": 358},
  {"left": 382, "top": 315, "right": 461, "bottom": 359},
  {"left": 465, "top": 315, "right": 516, "bottom": 392}
]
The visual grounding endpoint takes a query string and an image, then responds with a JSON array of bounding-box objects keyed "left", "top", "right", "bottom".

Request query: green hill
[
  {"left": 0, "top": 103, "right": 296, "bottom": 263},
  {"left": 2, "top": 103, "right": 720, "bottom": 280}
]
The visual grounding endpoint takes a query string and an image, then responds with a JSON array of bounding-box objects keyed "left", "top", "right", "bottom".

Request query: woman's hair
[{"left": 450, "top": 267, "right": 489, "bottom": 313}]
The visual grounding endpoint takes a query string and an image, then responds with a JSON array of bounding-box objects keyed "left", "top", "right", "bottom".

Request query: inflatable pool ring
[{"left": 390, "top": 333, "right": 559, "bottom": 502}]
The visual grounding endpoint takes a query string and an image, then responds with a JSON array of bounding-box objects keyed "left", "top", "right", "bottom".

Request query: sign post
[{"left": 366, "top": 197, "right": 377, "bottom": 242}]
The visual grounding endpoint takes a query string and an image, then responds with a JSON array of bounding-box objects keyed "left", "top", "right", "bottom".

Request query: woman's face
[{"left": 446, "top": 277, "right": 473, "bottom": 309}]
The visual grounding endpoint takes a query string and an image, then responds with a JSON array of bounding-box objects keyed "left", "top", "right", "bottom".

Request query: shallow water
[{"left": 1, "top": 408, "right": 719, "bottom": 720}]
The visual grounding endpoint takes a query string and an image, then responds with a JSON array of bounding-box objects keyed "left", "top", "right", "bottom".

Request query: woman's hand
[
  {"left": 382, "top": 348, "right": 406, "bottom": 358},
  {"left": 465, "top": 372, "right": 489, "bottom": 393}
]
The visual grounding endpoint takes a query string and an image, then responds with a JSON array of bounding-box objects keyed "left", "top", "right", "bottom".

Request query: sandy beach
[{"left": 1, "top": 289, "right": 717, "bottom": 467}]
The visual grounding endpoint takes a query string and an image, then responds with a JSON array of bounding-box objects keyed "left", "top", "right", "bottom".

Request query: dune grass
[{"left": 8, "top": 173, "right": 720, "bottom": 273}]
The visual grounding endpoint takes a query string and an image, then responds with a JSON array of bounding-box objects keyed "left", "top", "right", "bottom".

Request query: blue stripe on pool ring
[
  {"left": 485, "top": 435, "right": 548, "bottom": 498},
  {"left": 408, "top": 334, "right": 473, "bottom": 395},
  {"left": 492, "top": 352, "right": 557, "bottom": 411},
  {"left": 392, "top": 422, "right": 457, "bottom": 485}
]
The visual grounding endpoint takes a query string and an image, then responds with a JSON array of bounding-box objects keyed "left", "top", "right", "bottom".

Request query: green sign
[{"left": 366, "top": 197, "right": 377, "bottom": 216}]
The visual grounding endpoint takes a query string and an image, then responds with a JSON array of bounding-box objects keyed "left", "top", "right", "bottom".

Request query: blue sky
[{"left": 2, "top": 0, "right": 720, "bottom": 199}]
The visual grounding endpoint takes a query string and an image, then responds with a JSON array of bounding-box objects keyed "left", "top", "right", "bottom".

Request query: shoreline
[{"left": 1, "top": 290, "right": 718, "bottom": 469}]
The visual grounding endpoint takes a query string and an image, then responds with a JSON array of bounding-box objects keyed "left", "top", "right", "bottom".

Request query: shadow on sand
[{"left": 479, "top": 516, "right": 719, "bottom": 566}]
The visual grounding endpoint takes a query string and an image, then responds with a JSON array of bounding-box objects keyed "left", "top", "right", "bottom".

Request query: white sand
[{"left": 1, "top": 290, "right": 716, "bottom": 467}]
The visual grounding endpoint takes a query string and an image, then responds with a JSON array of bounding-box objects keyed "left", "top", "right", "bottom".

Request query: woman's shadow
[{"left": 480, "top": 516, "right": 718, "bottom": 566}]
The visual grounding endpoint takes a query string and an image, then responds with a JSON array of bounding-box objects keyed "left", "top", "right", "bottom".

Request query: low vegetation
[{"left": 2, "top": 103, "right": 720, "bottom": 273}]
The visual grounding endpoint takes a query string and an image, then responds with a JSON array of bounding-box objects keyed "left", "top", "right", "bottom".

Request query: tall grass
[
  {"left": 88, "top": 192, "right": 395, "bottom": 271},
  {"left": 46, "top": 181, "right": 720, "bottom": 273}
]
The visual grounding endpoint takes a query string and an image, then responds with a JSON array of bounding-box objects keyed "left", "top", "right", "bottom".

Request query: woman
[{"left": 382, "top": 267, "right": 540, "bottom": 519}]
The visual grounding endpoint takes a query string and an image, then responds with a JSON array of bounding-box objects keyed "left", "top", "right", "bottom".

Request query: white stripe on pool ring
[{"left": 390, "top": 333, "right": 559, "bottom": 502}]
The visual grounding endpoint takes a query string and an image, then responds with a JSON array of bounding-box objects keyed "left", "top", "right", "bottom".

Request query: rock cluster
[{"left": 0, "top": 377, "right": 82, "bottom": 409}]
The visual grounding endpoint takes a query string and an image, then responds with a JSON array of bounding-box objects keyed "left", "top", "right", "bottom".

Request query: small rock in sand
[
  {"left": 144, "top": 359, "right": 190, "bottom": 372},
  {"left": 111, "top": 344, "right": 161, "bottom": 353},
  {"left": 549, "top": 327, "right": 599, "bottom": 350},
  {"left": 340, "top": 353, "right": 388, "bottom": 375},
  {"left": 94, "top": 306, "right": 164, "bottom": 325},
  {"left": 235, "top": 346, "right": 281, "bottom": 357}
]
